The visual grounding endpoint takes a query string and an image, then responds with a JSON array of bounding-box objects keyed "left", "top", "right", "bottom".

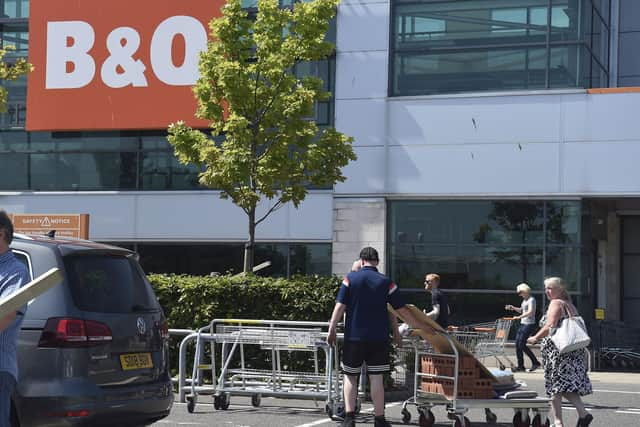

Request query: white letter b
[{"left": 46, "top": 21, "right": 96, "bottom": 89}]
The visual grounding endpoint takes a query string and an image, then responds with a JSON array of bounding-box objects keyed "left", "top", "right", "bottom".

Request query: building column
[{"left": 332, "top": 198, "right": 386, "bottom": 275}]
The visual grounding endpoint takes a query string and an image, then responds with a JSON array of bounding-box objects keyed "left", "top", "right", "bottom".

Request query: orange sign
[
  {"left": 26, "top": 0, "right": 225, "bottom": 131},
  {"left": 10, "top": 214, "right": 90, "bottom": 239}
]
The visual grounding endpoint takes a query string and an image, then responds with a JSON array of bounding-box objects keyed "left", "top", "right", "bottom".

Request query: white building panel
[
  {"left": 335, "top": 146, "right": 387, "bottom": 194},
  {"left": 387, "top": 93, "right": 564, "bottom": 146},
  {"left": 335, "top": 98, "right": 386, "bottom": 146},
  {"left": 386, "top": 143, "right": 561, "bottom": 195},
  {"left": 1, "top": 192, "right": 333, "bottom": 241},
  {"left": 335, "top": 51, "right": 389, "bottom": 100},
  {"left": 337, "top": 2, "right": 389, "bottom": 53},
  {"left": 562, "top": 93, "right": 640, "bottom": 142},
  {"left": 563, "top": 141, "right": 640, "bottom": 194}
]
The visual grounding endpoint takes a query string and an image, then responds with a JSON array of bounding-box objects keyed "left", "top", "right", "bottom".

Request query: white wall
[
  {"left": 0, "top": 191, "right": 334, "bottom": 242},
  {"left": 334, "top": 1, "right": 640, "bottom": 198}
]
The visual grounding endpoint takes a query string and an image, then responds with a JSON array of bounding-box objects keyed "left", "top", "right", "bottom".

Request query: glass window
[
  {"left": 391, "top": 0, "right": 611, "bottom": 96},
  {"left": 141, "top": 151, "right": 202, "bottom": 190},
  {"left": 388, "top": 200, "right": 583, "bottom": 319},
  {"left": 2, "top": 0, "right": 29, "bottom": 18},
  {"left": 63, "top": 255, "right": 157, "bottom": 313},
  {"left": 29, "top": 152, "right": 137, "bottom": 191}
]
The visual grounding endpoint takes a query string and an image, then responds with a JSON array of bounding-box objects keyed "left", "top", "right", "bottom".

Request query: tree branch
[{"left": 255, "top": 200, "right": 285, "bottom": 226}]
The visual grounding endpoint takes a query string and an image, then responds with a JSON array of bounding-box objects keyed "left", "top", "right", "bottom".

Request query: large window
[
  {"left": 391, "top": 0, "right": 611, "bottom": 96},
  {"left": 388, "top": 200, "right": 583, "bottom": 323},
  {"left": 120, "top": 242, "right": 332, "bottom": 277}
]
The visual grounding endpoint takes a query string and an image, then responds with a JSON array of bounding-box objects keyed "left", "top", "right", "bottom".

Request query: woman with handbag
[{"left": 527, "top": 277, "right": 593, "bottom": 427}]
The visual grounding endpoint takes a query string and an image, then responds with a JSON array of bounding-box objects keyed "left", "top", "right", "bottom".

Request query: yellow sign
[
  {"left": 9, "top": 214, "right": 89, "bottom": 239},
  {"left": 594, "top": 308, "right": 605, "bottom": 320}
]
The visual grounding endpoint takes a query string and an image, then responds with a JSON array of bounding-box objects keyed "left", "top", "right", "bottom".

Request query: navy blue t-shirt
[{"left": 336, "top": 266, "right": 405, "bottom": 341}]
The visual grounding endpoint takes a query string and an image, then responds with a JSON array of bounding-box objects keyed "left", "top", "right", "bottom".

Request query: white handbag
[{"left": 550, "top": 303, "right": 591, "bottom": 354}]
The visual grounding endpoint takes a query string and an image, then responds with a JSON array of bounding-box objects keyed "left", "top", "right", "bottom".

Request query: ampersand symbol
[{"left": 101, "top": 27, "right": 148, "bottom": 88}]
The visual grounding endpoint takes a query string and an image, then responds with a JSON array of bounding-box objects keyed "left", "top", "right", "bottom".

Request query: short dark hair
[
  {"left": 359, "top": 246, "right": 379, "bottom": 262},
  {"left": 0, "top": 210, "right": 14, "bottom": 245}
]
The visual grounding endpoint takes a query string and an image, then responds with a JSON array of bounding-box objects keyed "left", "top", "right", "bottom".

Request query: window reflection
[
  {"left": 391, "top": 0, "right": 611, "bottom": 95},
  {"left": 388, "top": 200, "right": 582, "bottom": 295}
]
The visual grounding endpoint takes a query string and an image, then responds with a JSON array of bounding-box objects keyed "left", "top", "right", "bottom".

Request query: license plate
[{"left": 120, "top": 353, "right": 153, "bottom": 370}]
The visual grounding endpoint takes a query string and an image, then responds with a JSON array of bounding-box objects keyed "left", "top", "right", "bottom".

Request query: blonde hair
[
  {"left": 516, "top": 283, "right": 531, "bottom": 294},
  {"left": 544, "top": 276, "right": 569, "bottom": 300},
  {"left": 425, "top": 273, "right": 440, "bottom": 283}
]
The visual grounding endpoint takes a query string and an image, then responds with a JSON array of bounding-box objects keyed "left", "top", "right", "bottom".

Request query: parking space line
[{"left": 593, "top": 389, "right": 640, "bottom": 395}]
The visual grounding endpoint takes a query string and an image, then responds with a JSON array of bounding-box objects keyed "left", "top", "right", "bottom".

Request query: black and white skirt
[{"left": 541, "top": 337, "right": 592, "bottom": 396}]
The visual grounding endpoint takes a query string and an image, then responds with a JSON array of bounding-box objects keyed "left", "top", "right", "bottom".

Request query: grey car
[{"left": 9, "top": 234, "right": 173, "bottom": 426}]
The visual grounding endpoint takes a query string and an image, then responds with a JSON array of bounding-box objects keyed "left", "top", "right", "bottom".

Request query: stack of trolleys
[
  {"left": 450, "top": 317, "right": 517, "bottom": 371},
  {"left": 179, "top": 318, "right": 345, "bottom": 417}
]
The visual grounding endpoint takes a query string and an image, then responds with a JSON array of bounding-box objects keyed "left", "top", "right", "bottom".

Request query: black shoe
[
  {"left": 374, "top": 416, "right": 392, "bottom": 427},
  {"left": 528, "top": 363, "right": 541, "bottom": 372},
  {"left": 340, "top": 416, "right": 355, "bottom": 427},
  {"left": 576, "top": 413, "right": 593, "bottom": 427},
  {"left": 512, "top": 366, "right": 526, "bottom": 372}
]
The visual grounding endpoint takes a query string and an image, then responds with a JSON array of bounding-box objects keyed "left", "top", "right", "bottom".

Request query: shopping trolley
[
  {"left": 179, "top": 318, "right": 344, "bottom": 415},
  {"left": 450, "top": 317, "right": 517, "bottom": 370},
  {"left": 398, "top": 319, "right": 550, "bottom": 427}
]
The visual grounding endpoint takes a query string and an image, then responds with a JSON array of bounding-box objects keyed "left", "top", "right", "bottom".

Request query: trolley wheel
[
  {"left": 452, "top": 416, "right": 470, "bottom": 427},
  {"left": 401, "top": 407, "right": 411, "bottom": 424},
  {"left": 213, "top": 395, "right": 221, "bottom": 410},
  {"left": 219, "top": 393, "right": 231, "bottom": 410},
  {"left": 485, "top": 409, "right": 498, "bottom": 424},
  {"left": 187, "top": 397, "right": 195, "bottom": 413},
  {"left": 251, "top": 394, "right": 261, "bottom": 407},
  {"left": 418, "top": 410, "right": 435, "bottom": 427},
  {"left": 512, "top": 411, "right": 530, "bottom": 427},
  {"left": 531, "top": 414, "right": 550, "bottom": 427},
  {"left": 499, "top": 362, "right": 506, "bottom": 370}
]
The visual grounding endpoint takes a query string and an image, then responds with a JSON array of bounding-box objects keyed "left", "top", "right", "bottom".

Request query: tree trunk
[{"left": 243, "top": 207, "right": 256, "bottom": 273}]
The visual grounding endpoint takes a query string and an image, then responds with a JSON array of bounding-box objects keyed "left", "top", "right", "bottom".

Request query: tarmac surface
[{"left": 154, "top": 370, "right": 640, "bottom": 426}]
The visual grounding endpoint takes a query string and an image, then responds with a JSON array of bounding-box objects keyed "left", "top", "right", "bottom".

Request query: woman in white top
[{"left": 505, "top": 283, "right": 541, "bottom": 372}]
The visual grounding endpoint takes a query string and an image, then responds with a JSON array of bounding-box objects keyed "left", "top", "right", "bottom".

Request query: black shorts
[{"left": 340, "top": 340, "right": 390, "bottom": 375}]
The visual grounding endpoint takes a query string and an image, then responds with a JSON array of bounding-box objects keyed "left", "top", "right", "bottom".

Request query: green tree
[
  {"left": 0, "top": 46, "right": 31, "bottom": 111},
  {"left": 168, "top": 0, "right": 356, "bottom": 272}
]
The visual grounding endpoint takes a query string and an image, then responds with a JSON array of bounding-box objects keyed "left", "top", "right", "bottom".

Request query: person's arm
[
  {"left": 389, "top": 311, "right": 402, "bottom": 346},
  {"left": 527, "top": 300, "right": 563, "bottom": 344},
  {"left": 396, "top": 306, "right": 437, "bottom": 335},
  {"left": 327, "top": 302, "right": 346, "bottom": 346},
  {"left": 425, "top": 304, "right": 440, "bottom": 319},
  {"left": 0, "top": 312, "right": 16, "bottom": 333}
]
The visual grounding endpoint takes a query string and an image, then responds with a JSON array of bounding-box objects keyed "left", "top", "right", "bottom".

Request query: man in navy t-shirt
[{"left": 327, "top": 247, "right": 435, "bottom": 427}]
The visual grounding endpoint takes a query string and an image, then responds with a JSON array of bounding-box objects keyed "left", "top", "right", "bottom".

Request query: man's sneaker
[
  {"left": 374, "top": 415, "right": 392, "bottom": 427},
  {"left": 528, "top": 363, "right": 541, "bottom": 372},
  {"left": 340, "top": 414, "right": 355, "bottom": 427},
  {"left": 512, "top": 366, "right": 526, "bottom": 372}
]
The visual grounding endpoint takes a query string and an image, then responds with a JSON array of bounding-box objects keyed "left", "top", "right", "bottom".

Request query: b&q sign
[{"left": 26, "top": 0, "right": 226, "bottom": 131}]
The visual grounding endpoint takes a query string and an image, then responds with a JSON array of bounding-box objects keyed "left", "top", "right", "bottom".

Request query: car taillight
[
  {"left": 38, "top": 318, "right": 113, "bottom": 348},
  {"left": 159, "top": 320, "right": 170, "bottom": 340}
]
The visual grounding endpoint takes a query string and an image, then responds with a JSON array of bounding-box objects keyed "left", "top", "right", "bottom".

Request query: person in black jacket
[{"left": 424, "top": 273, "right": 450, "bottom": 329}]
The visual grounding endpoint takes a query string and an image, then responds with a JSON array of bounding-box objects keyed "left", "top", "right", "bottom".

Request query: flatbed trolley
[
  {"left": 179, "top": 319, "right": 345, "bottom": 416},
  {"left": 400, "top": 331, "right": 551, "bottom": 427}
]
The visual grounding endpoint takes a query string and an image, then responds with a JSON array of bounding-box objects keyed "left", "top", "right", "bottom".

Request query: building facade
[{"left": 1, "top": 0, "right": 639, "bottom": 331}]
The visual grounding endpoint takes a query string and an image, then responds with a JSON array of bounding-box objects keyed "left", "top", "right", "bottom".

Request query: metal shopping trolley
[
  {"left": 399, "top": 322, "right": 550, "bottom": 427},
  {"left": 450, "top": 317, "right": 517, "bottom": 370},
  {"left": 178, "top": 319, "right": 344, "bottom": 415}
]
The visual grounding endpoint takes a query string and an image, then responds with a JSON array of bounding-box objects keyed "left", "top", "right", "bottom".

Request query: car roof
[{"left": 12, "top": 233, "right": 134, "bottom": 257}]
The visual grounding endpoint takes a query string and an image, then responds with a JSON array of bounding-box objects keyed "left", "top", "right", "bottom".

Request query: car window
[
  {"left": 63, "top": 255, "right": 158, "bottom": 313},
  {"left": 11, "top": 251, "right": 33, "bottom": 279}
]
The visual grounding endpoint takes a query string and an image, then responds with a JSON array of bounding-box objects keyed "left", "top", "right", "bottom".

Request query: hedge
[
  {"left": 148, "top": 273, "right": 343, "bottom": 329},
  {"left": 148, "top": 274, "right": 343, "bottom": 375}
]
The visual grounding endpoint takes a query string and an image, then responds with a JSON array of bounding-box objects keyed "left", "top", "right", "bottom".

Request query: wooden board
[
  {"left": 0, "top": 268, "right": 63, "bottom": 318},
  {"left": 389, "top": 304, "right": 496, "bottom": 380}
]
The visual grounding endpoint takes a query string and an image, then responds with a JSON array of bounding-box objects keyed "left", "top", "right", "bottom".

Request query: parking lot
[{"left": 154, "top": 371, "right": 640, "bottom": 426}]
